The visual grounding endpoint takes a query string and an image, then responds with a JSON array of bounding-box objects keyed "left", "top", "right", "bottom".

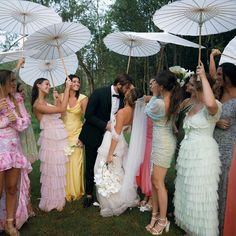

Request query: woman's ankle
[{"left": 6, "top": 218, "right": 14, "bottom": 227}]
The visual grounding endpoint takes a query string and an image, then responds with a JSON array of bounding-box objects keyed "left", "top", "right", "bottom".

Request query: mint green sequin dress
[{"left": 145, "top": 97, "right": 176, "bottom": 169}]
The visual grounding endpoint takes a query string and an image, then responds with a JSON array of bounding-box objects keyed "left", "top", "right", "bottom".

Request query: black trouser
[{"left": 84, "top": 145, "right": 99, "bottom": 195}]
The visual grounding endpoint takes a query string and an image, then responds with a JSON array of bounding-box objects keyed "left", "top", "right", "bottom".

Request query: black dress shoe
[{"left": 83, "top": 196, "right": 93, "bottom": 208}]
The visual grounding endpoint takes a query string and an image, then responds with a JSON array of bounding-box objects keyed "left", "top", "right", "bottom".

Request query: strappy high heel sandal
[
  {"left": 5, "top": 219, "right": 20, "bottom": 236},
  {"left": 145, "top": 212, "right": 159, "bottom": 232},
  {"left": 151, "top": 217, "right": 170, "bottom": 235}
]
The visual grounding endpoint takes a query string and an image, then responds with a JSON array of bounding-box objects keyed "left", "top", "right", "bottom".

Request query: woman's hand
[
  {"left": 16, "top": 57, "right": 25, "bottom": 69},
  {"left": 216, "top": 119, "right": 231, "bottom": 130},
  {"left": 196, "top": 61, "right": 206, "bottom": 80},
  {"left": 7, "top": 111, "right": 17, "bottom": 122},
  {"left": 210, "top": 49, "right": 221, "bottom": 58},
  {"left": 106, "top": 121, "right": 111, "bottom": 132},
  {"left": 144, "top": 95, "right": 152, "bottom": 103},
  {"left": 0, "top": 98, "right": 7, "bottom": 111},
  {"left": 77, "top": 139, "right": 84, "bottom": 148},
  {"left": 65, "top": 77, "right": 72, "bottom": 89},
  {"left": 53, "top": 89, "right": 59, "bottom": 100}
]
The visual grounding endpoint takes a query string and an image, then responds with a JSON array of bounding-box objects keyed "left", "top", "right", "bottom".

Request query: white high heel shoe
[{"left": 151, "top": 217, "right": 170, "bottom": 235}]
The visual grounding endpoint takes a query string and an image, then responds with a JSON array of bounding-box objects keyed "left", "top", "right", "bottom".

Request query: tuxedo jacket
[{"left": 79, "top": 86, "right": 124, "bottom": 148}]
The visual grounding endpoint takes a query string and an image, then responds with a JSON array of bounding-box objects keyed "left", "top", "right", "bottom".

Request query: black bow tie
[{"left": 112, "top": 94, "right": 120, "bottom": 98}]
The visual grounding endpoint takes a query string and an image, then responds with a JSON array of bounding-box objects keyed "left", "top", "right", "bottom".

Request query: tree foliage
[{"left": 1, "top": 0, "right": 235, "bottom": 94}]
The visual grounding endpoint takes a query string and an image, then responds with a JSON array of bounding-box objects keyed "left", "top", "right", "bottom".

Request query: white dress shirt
[{"left": 110, "top": 85, "right": 120, "bottom": 120}]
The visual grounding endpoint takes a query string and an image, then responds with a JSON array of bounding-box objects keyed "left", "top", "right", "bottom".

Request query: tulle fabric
[
  {"left": 13, "top": 92, "right": 38, "bottom": 163},
  {"left": 174, "top": 101, "right": 222, "bottom": 236},
  {"left": 136, "top": 117, "right": 153, "bottom": 196},
  {"left": 121, "top": 98, "right": 146, "bottom": 202},
  {"left": 38, "top": 113, "right": 68, "bottom": 212},
  {"left": 19, "top": 124, "right": 38, "bottom": 164}
]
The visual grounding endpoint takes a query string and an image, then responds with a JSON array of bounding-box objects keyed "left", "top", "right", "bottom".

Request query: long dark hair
[
  {"left": 221, "top": 62, "right": 236, "bottom": 87},
  {"left": 16, "top": 82, "right": 22, "bottom": 92},
  {"left": 155, "top": 71, "right": 182, "bottom": 121},
  {"left": 31, "top": 78, "right": 48, "bottom": 107},
  {"left": 0, "top": 69, "right": 14, "bottom": 89},
  {"left": 67, "top": 74, "right": 81, "bottom": 99}
]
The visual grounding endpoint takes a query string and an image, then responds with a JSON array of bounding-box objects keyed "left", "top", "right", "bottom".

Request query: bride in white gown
[{"left": 94, "top": 87, "right": 144, "bottom": 217}]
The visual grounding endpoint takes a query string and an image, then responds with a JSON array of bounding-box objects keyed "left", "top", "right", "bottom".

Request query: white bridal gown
[{"left": 94, "top": 124, "right": 139, "bottom": 217}]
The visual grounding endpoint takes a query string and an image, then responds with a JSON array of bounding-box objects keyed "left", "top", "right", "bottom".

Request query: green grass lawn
[
  {"left": 18, "top": 159, "right": 184, "bottom": 236},
  {"left": 17, "top": 100, "right": 184, "bottom": 235}
]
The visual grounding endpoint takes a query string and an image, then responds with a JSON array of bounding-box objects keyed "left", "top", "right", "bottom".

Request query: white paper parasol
[
  {"left": 128, "top": 32, "right": 203, "bottom": 48},
  {"left": 219, "top": 36, "right": 236, "bottom": 65},
  {"left": 128, "top": 31, "right": 205, "bottom": 71},
  {"left": 24, "top": 22, "right": 91, "bottom": 76},
  {"left": 103, "top": 31, "right": 160, "bottom": 73},
  {"left": 0, "top": 0, "right": 62, "bottom": 36},
  {"left": 0, "top": 49, "right": 38, "bottom": 64},
  {"left": 153, "top": 0, "right": 236, "bottom": 64},
  {"left": 19, "top": 54, "right": 78, "bottom": 87}
]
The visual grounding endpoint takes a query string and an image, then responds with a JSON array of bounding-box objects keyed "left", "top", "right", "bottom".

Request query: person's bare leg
[
  {"left": 145, "top": 176, "right": 159, "bottom": 231},
  {"left": 5, "top": 168, "right": 21, "bottom": 235},
  {"left": 151, "top": 165, "right": 170, "bottom": 234},
  {"left": 0, "top": 171, "right": 5, "bottom": 198}
]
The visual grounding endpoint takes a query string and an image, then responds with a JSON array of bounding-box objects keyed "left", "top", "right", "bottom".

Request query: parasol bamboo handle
[
  {"left": 197, "top": 13, "right": 203, "bottom": 81},
  {"left": 60, "top": 56, "right": 68, "bottom": 77},
  {"left": 126, "top": 40, "right": 134, "bottom": 74},
  {"left": 157, "top": 45, "right": 165, "bottom": 72},
  {"left": 127, "top": 55, "right": 131, "bottom": 74},
  {"left": 56, "top": 46, "right": 69, "bottom": 80},
  {"left": 21, "top": 16, "right": 26, "bottom": 68},
  {"left": 48, "top": 70, "right": 55, "bottom": 88}
]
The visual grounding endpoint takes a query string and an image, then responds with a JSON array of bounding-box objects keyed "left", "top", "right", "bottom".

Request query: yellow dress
[{"left": 62, "top": 94, "right": 87, "bottom": 201}]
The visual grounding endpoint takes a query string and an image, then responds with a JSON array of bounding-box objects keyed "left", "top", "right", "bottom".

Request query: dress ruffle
[
  {"left": 0, "top": 97, "right": 32, "bottom": 230},
  {"left": 174, "top": 102, "right": 222, "bottom": 236},
  {"left": 175, "top": 137, "right": 221, "bottom": 236},
  {"left": 38, "top": 113, "right": 68, "bottom": 212},
  {"left": 0, "top": 159, "right": 32, "bottom": 230},
  {"left": 0, "top": 152, "right": 31, "bottom": 172}
]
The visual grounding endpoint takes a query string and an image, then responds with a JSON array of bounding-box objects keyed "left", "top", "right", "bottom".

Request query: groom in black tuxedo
[{"left": 79, "top": 73, "right": 133, "bottom": 208}]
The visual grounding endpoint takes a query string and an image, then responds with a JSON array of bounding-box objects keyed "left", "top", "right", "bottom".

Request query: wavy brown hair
[{"left": 125, "top": 88, "right": 143, "bottom": 108}]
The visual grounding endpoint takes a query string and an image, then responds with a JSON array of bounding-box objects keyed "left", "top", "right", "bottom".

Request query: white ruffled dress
[{"left": 174, "top": 101, "right": 222, "bottom": 236}]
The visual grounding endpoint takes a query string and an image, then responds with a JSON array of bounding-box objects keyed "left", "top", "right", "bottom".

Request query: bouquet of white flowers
[
  {"left": 64, "top": 145, "right": 77, "bottom": 156},
  {"left": 94, "top": 156, "right": 122, "bottom": 198},
  {"left": 169, "top": 66, "right": 194, "bottom": 87}
]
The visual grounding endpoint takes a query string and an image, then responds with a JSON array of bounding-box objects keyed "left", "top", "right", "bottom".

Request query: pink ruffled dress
[
  {"left": 0, "top": 95, "right": 32, "bottom": 230},
  {"left": 38, "top": 111, "right": 68, "bottom": 212}
]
